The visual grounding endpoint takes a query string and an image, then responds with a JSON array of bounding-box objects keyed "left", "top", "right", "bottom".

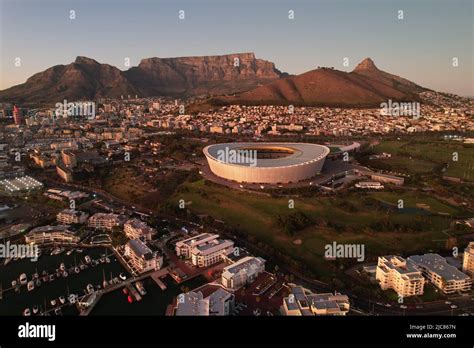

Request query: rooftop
[
  {"left": 0, "top": 175, "right": 43, "bottom": 192},
  {"left": 408, "top": 253, "right": 470, "bottom": 282},
  {"left": 192, "top": 239, "right": 234, "bottom": 256},
  {"left": 127, "top": 238, "right": 156, "bottom": 260},
  {"left": 222, "top": 256, "right": 266, "bottom": 277},
  {"left": 204, "top": 142, "right": 330, "bottom": 168}
]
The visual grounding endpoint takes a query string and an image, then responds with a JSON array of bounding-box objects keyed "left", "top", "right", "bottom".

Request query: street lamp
[
  {"left": 400, "top": 305, "right": 407, "bottom": 316},
  {"left": 450, "top": 304, "right": 457, "bottom": 316}
]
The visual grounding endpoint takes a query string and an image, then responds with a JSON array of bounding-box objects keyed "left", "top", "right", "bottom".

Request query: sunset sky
[{"left": 0, "top": 0, "right": 472, "bottom": 96}]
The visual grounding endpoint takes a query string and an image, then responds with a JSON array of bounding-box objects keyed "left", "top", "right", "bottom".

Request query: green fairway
[
  {"left": 372, "top": 138, "right": 474, "bottom": 181},
  {"left": 369, "top": 191, "right": 460, "bottom": 215},
  {"left": 168, "top": 179, "right": 464, "bottom": 279}
]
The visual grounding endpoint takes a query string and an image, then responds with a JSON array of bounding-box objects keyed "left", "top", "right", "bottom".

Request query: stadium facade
[{"left": 203, "top": 143, "right": 330, "bottom": 184}]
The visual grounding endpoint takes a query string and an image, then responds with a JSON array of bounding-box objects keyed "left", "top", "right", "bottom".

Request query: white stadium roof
[{"left": 204, "top": 142, "right": 330, "bottom": 168}]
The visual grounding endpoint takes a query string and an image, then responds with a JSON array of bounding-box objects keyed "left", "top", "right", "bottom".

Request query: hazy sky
[{"left": 0, "top": 0, "right": 472, "bottom": 96}]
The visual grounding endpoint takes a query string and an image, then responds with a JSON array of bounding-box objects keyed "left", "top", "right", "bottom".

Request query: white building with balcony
[
  {"left": 281, "top": 286, "right": 350, "bottom": 316},
  {"left": 221, "top": 256, "right": 266, "bottom": 290},
  {"left": 408, "top": 253, "right": 472, "bottom": 294},
  {"left": 375, "top": 255, "right": 425, "bottom": 297}
]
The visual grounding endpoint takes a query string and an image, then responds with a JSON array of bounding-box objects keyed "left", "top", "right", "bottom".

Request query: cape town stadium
[{"left": 203, "top": 143, "right": 330, "bottom": 184}]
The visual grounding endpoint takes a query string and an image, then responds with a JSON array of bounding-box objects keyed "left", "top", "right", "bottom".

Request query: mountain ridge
[
  {"left": 200, "top": 58, "right": 429, "bottom": 109},
  {"left": 0, "top": 54, "right": 430, "bottom": 108}
]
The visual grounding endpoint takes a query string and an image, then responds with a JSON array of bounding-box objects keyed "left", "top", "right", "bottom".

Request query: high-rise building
[{"left": 13, "top": 105, "right": 22, "bottom": 125}]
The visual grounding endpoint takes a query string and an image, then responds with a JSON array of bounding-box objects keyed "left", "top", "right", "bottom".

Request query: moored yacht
[
  {"left": 86, "top": 284, "right": 94, "bottom": 294},
  {"left": 19, "top": 273, "right": 27, "bottom": 285},
  {"left": 135, "top": 281, "right": 146, "bottom": 296}
]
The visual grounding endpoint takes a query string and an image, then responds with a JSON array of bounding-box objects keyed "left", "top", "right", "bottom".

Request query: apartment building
[
  {"left": 190, "top": 238, "right": 234, "bottom": 268},
  {"left": 124, "top": 238, "right": 163, "bottom": 274},
  {"left": 221, "top": 256, "right": 266, "bottom": 290},
  {"left": 375, "top": 255, "right": 425, "bottom": 297},
  {"left": 174, "top": 285, "right": 234, "bottom": 316},
  {"left": 281, "top": 286, "right": 350, "bottom": 316},
  {"left": 124, "top": 218, "right": 156, "bottom": 241},
  {"left": 61, "top": 150, "right": 101, "bottom": 168},
  {"left": 56, "top": 164, "right": 74, "bottom": 183},
  {"left": 57, "top": 209, "right": 89, "bottom": 224},
  {"left": 31, "top": 153, "right": 56, "bottom": 168},
  {"left": 408, "top": 253, "right": 472, "bottom": 294},
  {"left": 88, "top": 213, "right": 124, "bottom": 231},
  {"left": 463, "top": 242, "right": 474, "bottom": 277},
  {"left": 175, "top": 233, "right": 221, "bottom": 258},
  {"left": 25, "top": 225, "right": 79, "bottom": 245}
]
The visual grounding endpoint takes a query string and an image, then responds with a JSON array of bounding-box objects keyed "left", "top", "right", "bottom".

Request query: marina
[
  {"left": 0, "top": 247, "right": 128, "bottom": 316},
  {"left": 90, "top": 274, "right": 206, "bottom": 316},
  {"left": 0, "top": 247, "right": 207, "bottom": 316}
]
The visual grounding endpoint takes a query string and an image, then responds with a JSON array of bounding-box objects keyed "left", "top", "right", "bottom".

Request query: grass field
[
  {"left": 372, "top": 139, "right": 474, "bottom": 180},
  {"left": 169, "top": 179, "right": 468, "bottom": 279},
  {"left": 369, "top": 191, "right": 460, "bottom": 215}
]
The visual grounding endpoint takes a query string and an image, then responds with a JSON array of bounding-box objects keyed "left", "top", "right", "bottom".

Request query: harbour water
[
  {"left": 0, "top": 248, "right": 207, "bottom": 316},
  {"left": 0, "top": 248, "right": 128, "bottom": 316},
  {"left": 91, "top": 275, "right": 206, "bottom": 315}
]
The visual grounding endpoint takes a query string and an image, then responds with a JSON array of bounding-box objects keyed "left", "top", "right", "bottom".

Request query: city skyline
[{"left": 0, "top": 0, "right": 472, "bottom": 96}]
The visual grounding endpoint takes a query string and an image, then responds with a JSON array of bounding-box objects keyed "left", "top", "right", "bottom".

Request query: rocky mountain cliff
[
  {"left": 0, "top": 53, "right": 283, "bottom": 105},
  {"left": 125, "top": 52, "right": 283, "bottom": 97}
]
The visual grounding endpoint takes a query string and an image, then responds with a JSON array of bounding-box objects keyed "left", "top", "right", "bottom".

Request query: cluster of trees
[
  {"left": 156, "top": 169, "right": 199, "bottom": 199},
  {"left": 276, "top": 211, "right": 312, "bottom": 236},
  {"left": 369, "top": 216, "right": 428, "bottom": 232}
]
